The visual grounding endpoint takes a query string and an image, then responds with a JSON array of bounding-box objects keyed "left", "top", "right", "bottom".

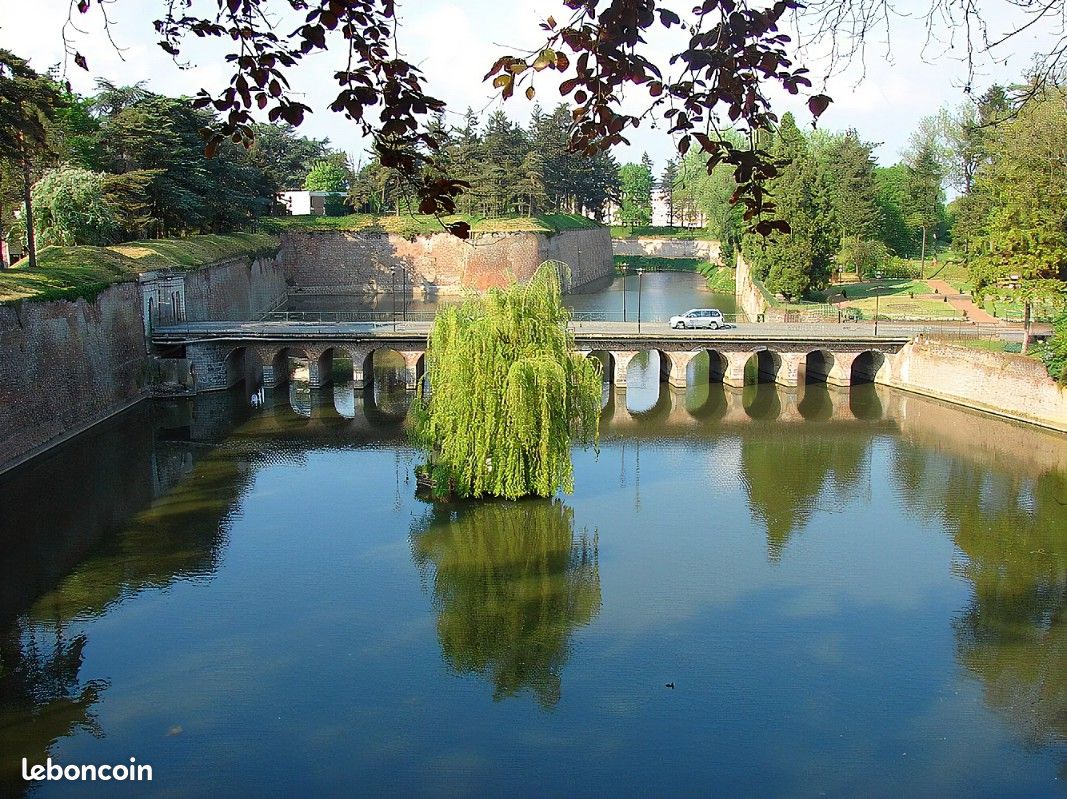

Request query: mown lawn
[
  {"left": 814, "top": 279, "right": 962, "bottom": 319},
  {"left": 0, "top": 232, "right": 279, "bottom": 303},
  {"left": 264, "top": 213, "right": 602, "bottom": 236}
]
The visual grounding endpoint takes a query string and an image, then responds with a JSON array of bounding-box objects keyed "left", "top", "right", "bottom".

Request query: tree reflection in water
[
  {"left": 894, "top": 447, "right": 1067, "bottom": 766},
  {"left": 411, "top": 500, "right": 600, "bottom": 709},
  {"left": 740, "top": 427, "right": 871, "bottom": 560}
]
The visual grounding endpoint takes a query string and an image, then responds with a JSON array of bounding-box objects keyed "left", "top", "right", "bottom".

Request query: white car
[{"left": 670, "top": 308, "right": 725, "bottom": 329}]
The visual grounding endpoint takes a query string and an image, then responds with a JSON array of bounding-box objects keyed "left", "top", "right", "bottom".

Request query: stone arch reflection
[{"left": 410, "top": 500, "right": 600, "bottom": 709}]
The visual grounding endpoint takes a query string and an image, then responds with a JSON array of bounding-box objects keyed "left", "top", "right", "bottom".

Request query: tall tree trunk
[
  {"left": 0, "top": 195, "right": 6, "bottom": 270},
  {"left": 20, "top": 137, "right": 36, "bottom": 270},
  {"left": 1022, "top": 300, "right": 1032, "bottom": 355}
]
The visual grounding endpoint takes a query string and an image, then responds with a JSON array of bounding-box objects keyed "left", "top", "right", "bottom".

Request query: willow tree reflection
[{"left": 411, "top": 501, "right": 600, "bottom": 708}]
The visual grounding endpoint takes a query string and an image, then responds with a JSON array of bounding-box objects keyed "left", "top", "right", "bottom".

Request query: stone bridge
[{"left": 151, "top": 321, "right": 909, "bottom": 393}]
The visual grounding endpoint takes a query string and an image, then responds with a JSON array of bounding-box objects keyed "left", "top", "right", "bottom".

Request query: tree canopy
[{"left": 411, "top": 263, "right": 601, "bottom": 500}]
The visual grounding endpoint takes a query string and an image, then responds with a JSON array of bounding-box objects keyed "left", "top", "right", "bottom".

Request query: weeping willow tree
[{"left": 410, "top": 262, "right": 601, "bottom": 499}]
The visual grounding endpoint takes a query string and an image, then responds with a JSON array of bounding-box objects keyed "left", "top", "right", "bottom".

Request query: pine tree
[
  {"left": 660, "top": 158, "right": 679, "bottom": 226},
  {"left": 904, "top": 141, "right": 945, "bottom": 274},
  {"left": 744, "top": 113, "right": 833, "bottom": 298},
  {"left": 826, "top": 130, "right": 882, "bottom": 243}
]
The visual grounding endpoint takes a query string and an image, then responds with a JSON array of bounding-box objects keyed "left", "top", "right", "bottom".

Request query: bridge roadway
[{"left": 152, "top": 320, "right": 912, "bottom": 392}]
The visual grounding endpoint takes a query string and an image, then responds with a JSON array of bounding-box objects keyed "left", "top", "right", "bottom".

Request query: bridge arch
[
  {"left": 744, "top": 348, "right": 783, "bottom": 385},
  {"left": 262, "top": 345, "right": 314, "bottom": 389},
  {"left": 803, "top": 349, "right": 836, "bottom": 384},
  {"left": 222, "top": 346, "right": 262, "bottom": 391},
  {"left": 851, "top": 350, "right": 890, "bottom": 384},
  {"left": 586, "top": 350, "right": 615, "bottom": 384}
]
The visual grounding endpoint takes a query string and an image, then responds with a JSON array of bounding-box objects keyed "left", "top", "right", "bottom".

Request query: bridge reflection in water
[{"left": 2, "top": 366, "right": 1065, "bottom": 795}]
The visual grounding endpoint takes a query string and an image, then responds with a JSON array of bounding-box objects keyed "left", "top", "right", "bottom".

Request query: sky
[{"left": 0, "top": 0, "right": 1058, "bottom": 174}]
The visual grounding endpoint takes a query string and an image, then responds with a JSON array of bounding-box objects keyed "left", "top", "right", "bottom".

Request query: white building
[
  {"left": 277, "top": 191, "right": 338, "bottom": 216},
  {"left": 605, "top": 186, "right": 707, "bottom": 228}
]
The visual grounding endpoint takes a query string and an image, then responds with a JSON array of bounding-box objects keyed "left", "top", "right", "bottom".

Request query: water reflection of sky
[{"left": 0, "top": 382, "right": 1064, "bottom": 797}]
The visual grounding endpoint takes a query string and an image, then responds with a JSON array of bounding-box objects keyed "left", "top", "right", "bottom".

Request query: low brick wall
[
  {"left": 612, "top": 237, "right": 720, "bottom": 260},
  {"left": 886, "top": 339, "right": 1067, "bottom": 432},
  {"left": 280, "top": 227, "right": 613, "bottom": 295}
]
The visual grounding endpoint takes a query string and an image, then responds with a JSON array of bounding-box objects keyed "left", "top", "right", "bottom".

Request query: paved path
[{"left": 925, "top": 279, "right": 999, "bottom": 324}]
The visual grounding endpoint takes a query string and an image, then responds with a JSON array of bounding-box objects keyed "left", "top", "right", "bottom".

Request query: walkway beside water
[{"left": 925, "top": 279, "right": 999, "bottom": 324}]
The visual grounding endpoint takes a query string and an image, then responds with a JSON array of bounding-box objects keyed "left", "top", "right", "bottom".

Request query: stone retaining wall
[
  {"left": 280, "top": 227, "right": 613, "bottom": 295},
  {"left": 735, "top": 252, "right": 768, "bottom": 322},
  {"left": 183, "top": 253, "right": 287, "bottom": 320},
  {"left": 0, "top": 282, "right": 148, "bottom": 471},
  {"left": 611, "top": 238, "right": 720, "bottom": 260},
  {"left": 0, "top": 251, "right": 286, "bottom": 473},
  {"left": 885, "top": 339, "right": 1067, "bottom": 432}
]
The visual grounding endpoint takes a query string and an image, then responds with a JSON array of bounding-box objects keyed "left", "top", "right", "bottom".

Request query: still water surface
[
  {"left": 288, "top": 270, "right": 738, "bottom": 320},
  {"left": 0, "top": 357, "right": 1064, "bottom": 797}
]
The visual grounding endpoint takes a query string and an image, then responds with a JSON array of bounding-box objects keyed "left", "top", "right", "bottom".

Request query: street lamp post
[
  {"left": 401, "top": 267, "right": 408, "bottom": 321},
  {"left": 622, "top": 269, "right": 628, "bottom": 322},
  {"left": 390, "top": 267, "right": 397, "bottom": 331},
  {"left": 637, "top": 268, "right": 644, "bottom": 334},
  {"left": 874, "top": 291, "right": 880, "bottom": 336}
]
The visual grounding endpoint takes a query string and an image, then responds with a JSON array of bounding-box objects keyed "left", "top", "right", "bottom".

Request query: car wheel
[{"left": 711, "top": 321, "right": 720, "bottom": 330}]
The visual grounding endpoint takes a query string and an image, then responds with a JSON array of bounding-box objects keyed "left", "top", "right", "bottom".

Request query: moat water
[
  {"left": 287, "top": 270, "right": 739, "bottom": 320},
  {"left": 1, "top": 354, "right": 1065, "bottom": 797}
]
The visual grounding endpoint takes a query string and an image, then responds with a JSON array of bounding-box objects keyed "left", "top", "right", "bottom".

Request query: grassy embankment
[
  {"left": 815, "top": 279, "right": 962, "bottom": 320},
  {"left": 613, "top": 255, "right": 735, "bottom": 293},
  {"left": 264, "top": 212, "right": 602, "bottom": 237},
  {"left": 0, "top": 232, "right": 279, "bottom": 304}
]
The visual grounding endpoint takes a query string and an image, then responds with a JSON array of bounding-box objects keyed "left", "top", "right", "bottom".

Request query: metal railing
[
  {"left": 260, "top": 310, "right": 439, "bottom": 323},
  {"left": 914, "top": 321, "right": 1004, "bottom": 340},
  {"left": 568, "top": 311, "right": 744, "bottom": 326}
]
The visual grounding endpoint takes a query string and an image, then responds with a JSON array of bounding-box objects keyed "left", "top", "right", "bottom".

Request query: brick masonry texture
[
  {"left": 279, "top": 228, "right": 614, "bottom": 294},
  {"left": 886, "top": 339, "right": 1067, "bottom": 432},
  {"left": 0, "top": 253, "right": 286, "bottom": 472}
]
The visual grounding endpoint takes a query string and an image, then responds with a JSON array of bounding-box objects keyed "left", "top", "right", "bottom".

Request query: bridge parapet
[{"left": 162, "top": 322, "right": 909, "bottom": 394}]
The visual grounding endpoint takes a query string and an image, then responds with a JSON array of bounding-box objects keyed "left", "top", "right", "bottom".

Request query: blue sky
[{"left": 0, "top": 0, "right": 1056, "bottom": 173}]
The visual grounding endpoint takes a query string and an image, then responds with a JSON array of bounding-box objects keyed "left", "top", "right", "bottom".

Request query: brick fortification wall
[
  {"left": 886, "top": 339, "right": 1067, "bottom": 433},
  {"left": 280, "top": 227, "right": 614, "bottom": 294},
  {"left": 183, "top": 253, "right": 287, "bottom": 320},
  {"left": 0, "top": 282, "right": 147, "bottom": 471},
  {"left": 0, "top": 252, "right": 285, "bottom": 472}
]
